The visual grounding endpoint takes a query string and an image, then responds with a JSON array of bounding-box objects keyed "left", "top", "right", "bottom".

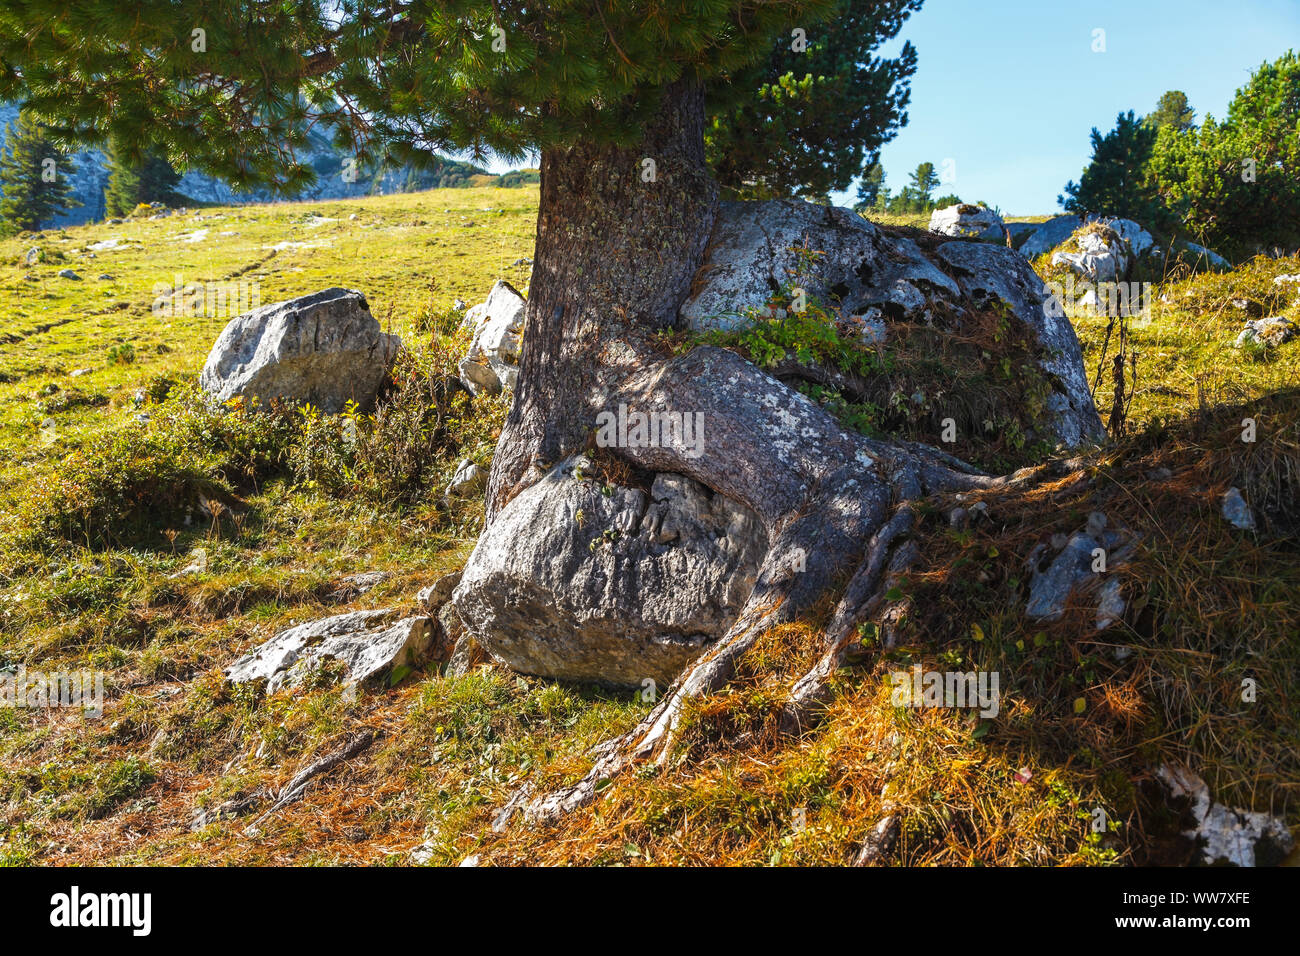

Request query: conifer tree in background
[
  {"left": 1058, "top": 110, "right": 1165, "bottom": 227},
  {"left": 1146, "top": 90, "right": 1195, "bottom": 132},
  {"left": 0, "top": 109, "right": 79, "bottom": 233},
  {"left": 1147, "top": 52, "right": 1300, "bottom": 259},
  {"left": 853, "top": 161, "right": 886, "bottom": 211},
  {"left": 705, "top": 0, "right": 921, "bottom": 199},
  {"left": 103, "top": 136, "right": 183, "bottom": 217},
  {"left": 906, "top": 160, "right": 939, "bottom": 206}
]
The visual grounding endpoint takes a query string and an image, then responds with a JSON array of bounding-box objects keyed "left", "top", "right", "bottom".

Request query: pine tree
[
  {"left": 706, "top": 0, "right": 921, "bottom": 199},
  {"left": 907, "top": 161, "right": 939, "bottom": 207},
  {"left": 1148, "top": 52, "right": 1300, "bottom": 258},
  {"left": 0, "top": 110, "right": 79, "bottom": 234},
  {"left": 1059, "top": 111, "right": 1164, "bottom": 226},
  {"left": 1146, "top": 90, "right": 1195, "bottom": 132},
  {"left": 853, "top": 161, "right": 886, "bottom": 211},
  {"left": 104, "top": 136, "right": 182, "bottom": 217}
]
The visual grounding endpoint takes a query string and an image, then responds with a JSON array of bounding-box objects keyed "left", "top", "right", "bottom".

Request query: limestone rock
[
  {"left": 1234, "top": 317, "right": 1296, "bottom": 349},
  {"left": 1220, "top": 487, "right": 1256, "bottom": 530},
  {"left": 677, "top": 199, "right": 1103, "bottom": 448},
  {"left": 934, "top": 241, "right": 1103, "bottom": 448},
  {"left": 1025, "top": 514, "right": 1136, "bottom": 625},
  {"left": 452, "top": 455, "right": 768, "bottom": 686},
  {"left": 200, "top": 288, "right": 400, "bottom": 413},
  {"left": 1158, "top": 764, "right": 1293, "bottom": 866},
  {"left": 458, "top": 280, "right": 525, "bottom": 396},
  {"left": 328, "top": 571, "right": 389, "bottom": 602},
  {"left": 1050, "top": 224, "right": 1133, "bottom": 283},
  {"left": 446, "top": 459, "right": 486, "bottom": 497},
  {"left": 417, "top": 570, "right": 463, "bottom": 612},
  {"left": 1017, "top": 215, "right": 1083, "bottom": 258},
  {"left": 928, "top": 203, "right": 1004, "bottom": 240},
  {"left": 225, "top": 608, "right": 434, "bottom": 692},
  {"left": 1183, "top": 241, "right": 1229, "bottom": 269}
]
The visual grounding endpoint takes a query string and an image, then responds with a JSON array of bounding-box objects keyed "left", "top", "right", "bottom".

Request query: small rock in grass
[
  {"left": 224, "top": 608, "right": 435, "bottom": 693},
  {"left": 445, "top": 459, "right": 485, "bottom": 497},
  {"left": 328, "top": 570, "right": 390, "bottom": 602},
  {"left": 1220, "top": 487, "right": 1255, "bottom": 531},
  {"left": 1234, "top": 317, "right": 1296, "bottom": 349},
  {"left": 1158, "top": 764, "right": 1293, "bottom": 866},
  {"left": 410, "top": 842, "right": 436, "bottom": 864}
]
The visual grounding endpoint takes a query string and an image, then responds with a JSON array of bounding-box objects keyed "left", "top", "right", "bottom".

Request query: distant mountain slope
[{"left": 0, "top": 103, "right": 533, "bottom": 227}]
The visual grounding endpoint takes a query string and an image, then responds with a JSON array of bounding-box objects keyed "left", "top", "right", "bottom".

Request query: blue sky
[{"left": 845, "top": 0, "right": 1300, "bottom": 214}]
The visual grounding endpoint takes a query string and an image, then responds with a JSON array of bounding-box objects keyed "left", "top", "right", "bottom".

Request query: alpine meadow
[{"left": 0, "top": 0, "right": 1297, "bottom": 898}]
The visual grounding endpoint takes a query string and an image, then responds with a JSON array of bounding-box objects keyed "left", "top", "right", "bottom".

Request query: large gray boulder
[
  {"left": 933, "top": 241, "right": 1102, "bottom": 448},
  {"left": 200, "top": 288, "right": 400, "bottom": 413},
  {"left": 452, "top": 456, "right": 768, "bottom": 687},
  {"left": 225, "top": 608, "right": 434, "bottom": 693},
  {"left": 677, "top": 199, "right": 1104, "bottom": 449}
]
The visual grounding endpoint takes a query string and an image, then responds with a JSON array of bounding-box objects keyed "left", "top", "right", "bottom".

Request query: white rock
[
  {"left": 1234, "top": 316, "right": 1296, "bottom": 349},
  {"left": 1157, "top": 764, "right": 1293, "bottom": 866},
  {"left": 1095, "top": 577, "right": 1125, "bottom": 630},
  {"left": 224, "top": 608, "right": 434, "bottom": 693},
  {"left": 928, "top": 203, "right": 1004, "bottom": 240},
  {"left": 458, "top": 280, "right": 525, "bottom": 396},
  {"left": 446, "top": 459, "right": 485, "bottom": 497},
  {"left": 1182, "top": 241, "right": 1229, "bottom": 268},
  {"left": 1050, "top": 225, "right": 1132, "bottom": 283},
  {"left": 200, "top": 287, "right": 401, "bottom": 413},
  {"left": 452, "top": 458, "right": 768, "bottom": 687},
  {"left": 1098, "top": 217, "right": 1155, "bottom": 257},
  {"left": 410, "top": 842, "right": 436, "bottom": 864}
]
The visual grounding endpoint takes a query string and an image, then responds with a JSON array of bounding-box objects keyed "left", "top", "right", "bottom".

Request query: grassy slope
[{"left": 0, "top": 191, "right": 1296, "bottom": 866}]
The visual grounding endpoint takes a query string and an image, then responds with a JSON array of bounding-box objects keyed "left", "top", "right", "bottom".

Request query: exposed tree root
[
  {"left": 781, "top": 502, "right": 916, "bottom": 736},
  {"left": 244, "top": 730, "right": 377, "bottom": 837}
]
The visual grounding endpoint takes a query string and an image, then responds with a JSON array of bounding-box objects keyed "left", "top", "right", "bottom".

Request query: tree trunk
[{"left": 485, "top": 80, "right": 719, "bottom": 519}]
